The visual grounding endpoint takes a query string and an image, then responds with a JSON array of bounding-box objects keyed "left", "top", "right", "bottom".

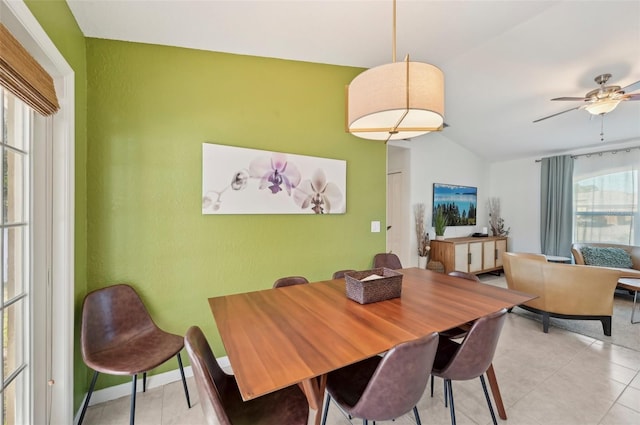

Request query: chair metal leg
[
  {"left": 446, "top": 380, "right": 456, "bottom": 425},
  {"left": 130, "top": 374, "right": 137, "bottom": 425},
  {"left": 430, "top": 374, "right": 434, "bottom": 397},
  {"left": 444, "top": 379, "right": 448, "bottom": 407},
  {"left": 176, "top": 353, "right": 191, "bottom": 408},
  {"left": 321, "top": 394, "right": 331, "bottom": 425},
  {"left": 480, "top": 375, "right": 498, "bottom": 425},
  {"left": 413, "top": 405, "right": 422, "bottom": 425},
  {"left": 78, "top": 370, "right": 99, "bottom": 425},
  {"left": 143, "top": 372, "right": 147, "bottom": 392}
]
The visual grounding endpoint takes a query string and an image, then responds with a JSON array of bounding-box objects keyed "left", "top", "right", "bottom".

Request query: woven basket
[{"left": 344, "top": 268, "right": 403, "bottom": 304}]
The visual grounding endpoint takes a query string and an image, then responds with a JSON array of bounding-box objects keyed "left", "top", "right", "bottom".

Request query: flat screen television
[{"left": 433, "top": 183, "right": 477, "bottom": 226}]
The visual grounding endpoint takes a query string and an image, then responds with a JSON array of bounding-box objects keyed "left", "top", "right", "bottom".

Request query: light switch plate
[{"left": 371, "top": 221, "right": 381, "bottom": 232}]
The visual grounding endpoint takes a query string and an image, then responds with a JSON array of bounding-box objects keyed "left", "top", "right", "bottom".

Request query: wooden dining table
[{"left": 208, "top": 267, "right": 536, "bottom": 425}]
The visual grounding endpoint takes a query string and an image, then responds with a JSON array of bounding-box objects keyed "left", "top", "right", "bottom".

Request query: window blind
[{"left": 0, "top": 23, "right": 59, "bottom": 116}]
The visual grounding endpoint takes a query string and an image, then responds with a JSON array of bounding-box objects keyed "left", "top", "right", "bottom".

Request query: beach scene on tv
[{"left": 433, "top": 183, "right": 477, "bottom": 226}]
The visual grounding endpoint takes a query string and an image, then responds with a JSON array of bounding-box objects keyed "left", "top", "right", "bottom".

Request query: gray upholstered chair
[
  {"left": 321, "top": 332, "right": 439, "bottom": 425},
  {"left": 373, "top": 253, "right": 403, "bottom": 270},
  {"left": 78, "top": 284, "right": 190, "bottom": 425},
  {"left": 272, "top": 275, "right": 309, "bottom": 288},
  {"left": 431, "top": 309, "right": 508, "bottom": 425},
  {"left": 184, "top": 326, "right": 309, "bottom": 425}
]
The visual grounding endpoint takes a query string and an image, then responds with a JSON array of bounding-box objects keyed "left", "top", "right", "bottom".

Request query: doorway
[{"left": 387, "top": 146, "right": 410, "bottom": 266}]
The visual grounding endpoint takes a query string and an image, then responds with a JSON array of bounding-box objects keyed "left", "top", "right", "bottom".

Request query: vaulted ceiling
[{"left": 67, "top": 0, "right": 640, "bottom": 161}]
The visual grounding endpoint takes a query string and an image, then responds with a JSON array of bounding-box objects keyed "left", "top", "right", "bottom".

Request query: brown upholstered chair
[
  {"left": 431, "top": 309, "right": 507, "bottom": 425},
  {"left": 184, "top": 326, "right": 309, "bottom": 425},
  {"left": 273, "top": 275, "right": 309, "bottom": 288},
  {"left": 78, "top": 284, "right": 190, "bottom": 425},
  {"left": 439, "top": 272, "right": 480, "bottom": 339},
  {"left": 332, "top": 269, "right": 356, "bottom": 279},
  {"left": 447, "top": 270, "right": 481, "bottom": 282},
  {"left": 321, "top": 332, "right": 439, "bottom": 425},
  {"left": 440, "top": 272, "right": 506, "bottom": 420},
  {"left": 373, "top": 253, "right": 403, "bottom": 270}
]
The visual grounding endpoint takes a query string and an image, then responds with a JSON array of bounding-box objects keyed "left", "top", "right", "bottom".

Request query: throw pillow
[{"left": 581, "top": 246, "right": 633, "bottom": 269}]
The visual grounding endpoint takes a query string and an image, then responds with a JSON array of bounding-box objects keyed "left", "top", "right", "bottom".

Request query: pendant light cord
[{"left": 392, "top": 0, "right": 396, "bottom": 62}]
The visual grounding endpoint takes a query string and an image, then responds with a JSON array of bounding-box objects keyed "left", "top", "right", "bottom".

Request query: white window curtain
[{"left": 573, "top": 147, "right": 640, "bottom": 245}]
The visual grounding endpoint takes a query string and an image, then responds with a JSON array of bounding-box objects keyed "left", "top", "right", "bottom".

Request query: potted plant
[
  {"left": 434, "top": 208, "right": 448, "bottom": 240},
  {"left": 414, "top": 204, "right": 431, "bottom": 268}
]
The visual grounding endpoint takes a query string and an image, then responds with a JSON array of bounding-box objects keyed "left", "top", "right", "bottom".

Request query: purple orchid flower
[
  {"left": 293, "top": 169, "right": 343, "bottom": 214},
  {"left": 249, "top": 153, "right": 301, "bottom": 195}
]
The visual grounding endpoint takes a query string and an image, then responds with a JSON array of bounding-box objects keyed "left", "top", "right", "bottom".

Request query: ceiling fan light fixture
[
  {"left": 345, "top": 0, "right": 445, "bottom": 142},
  {"left": 585, "top": 99, "right": 621, "bottom": 115}
]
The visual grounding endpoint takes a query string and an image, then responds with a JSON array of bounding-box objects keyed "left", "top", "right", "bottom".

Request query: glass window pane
[
  {"left": 3, "top": 91, "right": 29, "bottom": 152},
  {"left": 3, "top": 148, "right": 26, "bottom": 224},
  {"left": 3, "top": 362, "right": 28, "bottom": 425},
  {"left": 3, "top": 226, "right": 26, "bottom": 300},
  {"left": 3, "top": 300, "right": 25, "bottom": 383}
]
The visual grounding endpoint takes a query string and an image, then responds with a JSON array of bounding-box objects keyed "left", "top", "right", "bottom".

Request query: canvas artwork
[
  {"left": 433, "top": 183, "right": 477, "bottom": 226},
  {"left": 202, "top": 143, "right": 346, "bottom": 214}
]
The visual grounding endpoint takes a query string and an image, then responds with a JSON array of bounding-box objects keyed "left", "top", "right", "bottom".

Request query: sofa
[
  {"left": 571, "top": 243, "right": 640, "bottom": 279},
  {"left": 503, "top": 252, "right": 622, "bottom": 335}
]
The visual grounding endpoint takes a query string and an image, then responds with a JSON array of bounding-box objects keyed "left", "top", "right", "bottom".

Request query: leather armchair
[{"left": 503, "top": 252, "right": 622, "bottom": 335}]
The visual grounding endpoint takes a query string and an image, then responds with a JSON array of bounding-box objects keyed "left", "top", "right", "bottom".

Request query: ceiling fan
[{"left": 533, "top": 74, "right": 640, "bottom": 123}]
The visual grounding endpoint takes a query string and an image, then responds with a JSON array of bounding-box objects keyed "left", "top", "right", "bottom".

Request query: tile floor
[{"left": 82, "top": 310, "right": 640, "bottom": 425}]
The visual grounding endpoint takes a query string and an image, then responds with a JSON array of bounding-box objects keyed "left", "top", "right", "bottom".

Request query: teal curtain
[{"left": 540, "top": 155, "right": 574, "bottom": 257}]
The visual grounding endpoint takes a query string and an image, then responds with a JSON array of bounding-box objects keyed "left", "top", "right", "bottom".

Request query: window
[
  {"left": 0, "top": 87, "right": 31, "bottom": 425},
  {"left": 573, "top": 149, "right": 640, "bottom": 245},
  {"left": 1, "top": 2, "right": 75, "bottom": 423}
]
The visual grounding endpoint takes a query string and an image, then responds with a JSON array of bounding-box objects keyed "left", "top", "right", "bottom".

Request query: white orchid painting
[{"left": 202, "top": 143, "right": 346, "bottom": 214}]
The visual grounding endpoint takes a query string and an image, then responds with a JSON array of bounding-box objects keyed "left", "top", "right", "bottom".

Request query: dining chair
[
  {"left": 332, "top": 269, "right": 356, "bottom": 279},
  {"left": 372, "top": 252, "right": 403, "bottom": 270},
  {"left": 273, "top": 275, "right": 309, "bottom": 288},
  {"left": 184, "top": 326, "right": 309, "bottom": 425},
  {"left": 440, "top": 271, "right": 481, "bottom": 338},
  {"left": 321, "top": 332, "right": 439, "bottom": 425},
  {"left": 436, "top": 272, "right": 507, "bottom": 420},
  {"left": 78, "top": 284, "right": 191, "bottom": 425},
  {"left": 431, "top": 309, "right": 508, "bottom": 425}
]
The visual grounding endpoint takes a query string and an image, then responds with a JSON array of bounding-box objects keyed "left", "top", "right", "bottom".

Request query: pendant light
[{"left": 346, "top": 0, "right": 444, "bottom": 142}]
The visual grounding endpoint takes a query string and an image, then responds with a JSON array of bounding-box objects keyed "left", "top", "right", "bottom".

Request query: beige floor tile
[
  {"left": 617, "top": 386, "right": 640, "bottom": 413},
  {"left": 511, "top": 373, "right": 624, "bottom": 425},
  {"left": 587, "top": 341, "right": 640, "bottom": 371},
  {"left": 599, "top": 403, "right": 640, "bottom": 425},
  {"left": 80, "top": 404, "right": 104, "bottom": 424},
  {"left": 563, "top": 347, "right": 638, "bottom": 385},
  {"left": 630, "top": 371, "right": 640, "bottom": 389}
]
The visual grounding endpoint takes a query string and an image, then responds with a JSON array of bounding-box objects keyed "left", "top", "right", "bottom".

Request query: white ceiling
[{"left": 67, "top": 0, "right": 640, "bottom": 161}]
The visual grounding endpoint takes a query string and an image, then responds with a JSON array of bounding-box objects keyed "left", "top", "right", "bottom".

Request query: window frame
[{"left": 1, "top": 1, "right": 75, "bottom": 424}]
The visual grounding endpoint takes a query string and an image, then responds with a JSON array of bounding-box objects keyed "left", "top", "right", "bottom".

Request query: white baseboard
[{"left": 74, "top": 356, "right": 230, "bottom": 424}]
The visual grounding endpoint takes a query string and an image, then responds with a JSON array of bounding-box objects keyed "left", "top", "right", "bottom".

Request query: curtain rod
[{"left": 535, "top": 145, "right": 640, "bottom": 163}]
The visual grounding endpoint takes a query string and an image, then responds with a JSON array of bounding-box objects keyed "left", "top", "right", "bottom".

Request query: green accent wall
[
  {"left": 21, "top": 0, "right": 387, "bottom": 407},
  {"left": 85, "top": 39, "right": 386, "bottom": 389},
  {"left": 24, "top": 0, "right": 89, "bottom": 411}
]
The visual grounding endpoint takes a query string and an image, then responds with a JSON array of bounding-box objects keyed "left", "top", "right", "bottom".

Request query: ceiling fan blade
[
  {"left": 623, "top": 93, "right": 640, "bottom": 100},
  {"left": 620, "top": 80, "right": 640, "bottom": 93},
  {"left": 533, "top": 106, "right": 581, "bottom": 123},
  {"left": 550, "top": 96, "right": 588, "bottom": 101}
]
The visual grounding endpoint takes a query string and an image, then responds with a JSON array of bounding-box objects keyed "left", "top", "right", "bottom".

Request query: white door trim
[{"left": 2, "top": 1, "right": 75, "bottom": 424}]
